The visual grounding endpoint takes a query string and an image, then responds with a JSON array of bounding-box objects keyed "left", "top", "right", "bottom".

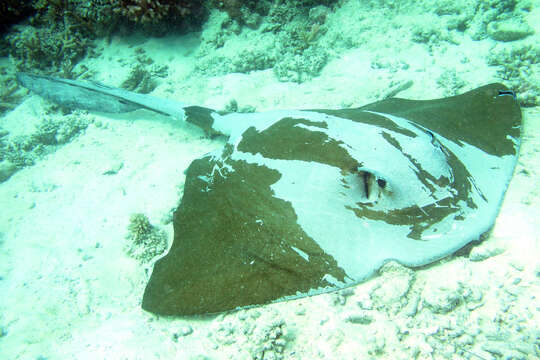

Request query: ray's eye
[{"left": 346, "top": 167, "right": 390, "bottom": 204}]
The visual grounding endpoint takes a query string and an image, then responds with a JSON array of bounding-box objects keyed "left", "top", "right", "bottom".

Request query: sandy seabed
[{"left": 1, "top": 1, "right": 539, "bottom": 359}]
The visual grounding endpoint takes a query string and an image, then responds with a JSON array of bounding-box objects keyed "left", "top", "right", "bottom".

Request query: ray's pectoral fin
[{"left": 142, "top": 148, "right": 349, "bottom": 316}]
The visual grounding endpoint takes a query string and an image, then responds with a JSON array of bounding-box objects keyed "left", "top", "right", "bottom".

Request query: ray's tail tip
[
  {"left": 15, "top": 72, "right": 28, "bottom": 85},
  {"left": 15, "top": 72, "right": 39, "bottom": 90}
]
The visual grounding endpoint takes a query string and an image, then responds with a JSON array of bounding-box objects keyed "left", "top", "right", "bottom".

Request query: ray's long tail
[{"left": 16, "top": 72, "right": 223, "bottom": 136}]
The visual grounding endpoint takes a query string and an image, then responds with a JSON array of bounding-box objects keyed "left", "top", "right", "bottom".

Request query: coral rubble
[
  {"left": 125, "top": 213, "right": 168, "bottom": 263},
  {"left": 113, "top": 0, "right": 201, "bottom": 23}
]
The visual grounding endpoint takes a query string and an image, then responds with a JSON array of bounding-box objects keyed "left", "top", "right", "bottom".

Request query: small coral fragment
[{"left": 125, "top": 213, "right": 168, "bottom": 263}]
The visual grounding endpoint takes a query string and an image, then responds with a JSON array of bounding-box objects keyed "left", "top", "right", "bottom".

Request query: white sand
[{"left": 1, "top": 1, "right": 539, "bottom": 359}]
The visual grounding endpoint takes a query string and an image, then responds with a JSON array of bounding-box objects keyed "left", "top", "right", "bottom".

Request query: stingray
[{"left": 17, "top": 73, "right": 521, "bottom": 316}]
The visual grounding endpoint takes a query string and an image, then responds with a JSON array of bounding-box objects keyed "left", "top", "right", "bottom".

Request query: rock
[
  {"left": 213, "top": 319, "right": 237, "bottom": 346},
  {"left": 332, "top": 288, "right": 355, "bottom": 306},
  {"left": 178, "top": 325, "right": 193, "bottom": 336},
  {"left": 367, "top": 333, "right": 386, "bottom": 355},
  {"left": 469, "top": 243, "right": 505, "bottom": 261},
  {"left": 423, "top": 289, "right": 461, "bottom": 314},
  {"left": 534, "top": 262, "right": 540, "bottom": 277},
  {"left": 455, "top": 334, "right": 474, "bottom": 347},
  {"left": 248, "top": 318, "right": 291, "bottom": 360},
  {"left": 102, "top": 161, "right": 123, "bottom": 175},
  {"left": 371, "top": 261, "right": 415, "bottom": 313},
  {"left": 464, "top": 286, "right": 484, "bottom": 311},
  {"left": 482, "top": 341, "right": 527, "bottom": 359},
  {"left": 437, "top": 70, "right": 466, "bottom": 96},
  {"left": 382, "top": 79, "right": 414, "bottom": 99},
  {"left": 356, "top": 294, "right": 374, "bottom": 310},
  {"left": 294, "top": 305, "right": 306, "bottom": 316},
  {"left": 509, "top": 260, "right": 524, "bottom": 271},
  {"left": 422, "top": 278, "right": 463, "bottom": 314},
  {"left": 343, "top": 311, "right": 373, "bottom": 325},
  {"left": 403, "top": 293, "right": 421, "bottom": 317},
  {"left": 0, "top": 160, "right": 17, "bottom": 183},
  {"left": 487, "top": 18, "right": 534, "bottom": 41}
]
